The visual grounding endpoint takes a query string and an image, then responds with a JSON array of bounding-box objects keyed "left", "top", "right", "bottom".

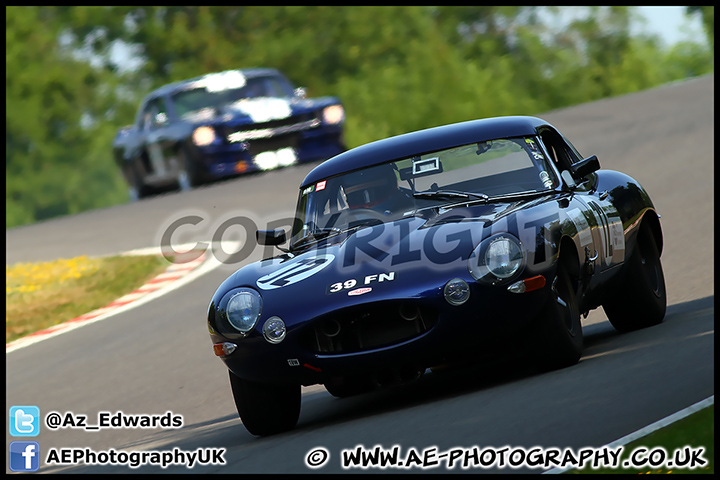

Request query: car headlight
[
  {"left": 444, "top": 278, "right": 470, "bottom": 306},
  {"left": 224, "top": 288, "right": 263, "bottom": 336},
  {"left": 192, "top": 126, "right": 216, "bottom": 146},
  {"left": 262, "top": 316, "right": 287, "bottom": 344},
  {"left": 322, "top": 105, "right": 344, "bottom": 125},
  {"left": 468, "top": 233, "right": 525, "bottom": 285}
]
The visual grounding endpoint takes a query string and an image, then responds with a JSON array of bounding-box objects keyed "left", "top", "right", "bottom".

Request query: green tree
[
  {"left": 687, "top": 6, "right": 714, "bottom": 48},
  {"left": 6, "top": 7, "right": 129, "bottom": 228},
  {"left": 5, "top": 6, "right": 713, "bottom": 229}
]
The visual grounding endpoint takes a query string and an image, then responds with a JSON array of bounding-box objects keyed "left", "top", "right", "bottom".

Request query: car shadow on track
[{"left": 296, "top": 295, "right": 714, "bottom": 433}]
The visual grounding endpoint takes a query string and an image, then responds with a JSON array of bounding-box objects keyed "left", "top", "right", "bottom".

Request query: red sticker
[
  {"left": 348, "top": 287, "right": 372, "bottom": 296},
  {"left": 316, "top": 180, "right": 327, "bottom": 191}
]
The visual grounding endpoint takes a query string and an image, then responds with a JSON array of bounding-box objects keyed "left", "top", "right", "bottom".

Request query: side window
[
  {"left": 539, "top": 129, "right": 579, "bottom": 171},
  {"left": 540, "top": 134, "right": 559, "bottom": 164},
  {"left": 559, "top": 133, "right": 584, "bottom": 164},
  {"left": 141, "top": 102, "right": 153, "bottom": 131},
  {"left": 142, "top": 98, "right": 169, "bottom": 129},
  {"left": 540, "top": 128, "right": 596, "bottom": 191},
  {"left": 265, "top": 76, "right": 294, "bottom": 98}
]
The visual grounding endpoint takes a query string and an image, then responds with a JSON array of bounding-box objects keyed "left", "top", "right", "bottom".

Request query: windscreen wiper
[
  {"left": 290, "top": 219, "right": 382, "bottom": 251},
  {"left": 290, "top": 228, "right": 341, "bottom": 250},
  {"left": 412, "top": 190, "right": 490, "bottom": 202},
  {"left": 412, "top": 189, "right": 553, "bottom": 216}
]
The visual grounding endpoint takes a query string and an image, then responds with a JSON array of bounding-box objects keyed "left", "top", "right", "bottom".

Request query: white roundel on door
[{"left": 256, "top": 254, "right": 335, "bottom": 290}]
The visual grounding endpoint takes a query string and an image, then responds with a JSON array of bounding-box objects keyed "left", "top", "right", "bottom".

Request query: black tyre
[
  {"left": 527, "top": 256, "right": 583, "bottom": 370},
  {"left": 603, "top": 223, "right": 666, "bottom": 332},
  {"left": 177, "top": 148, "right": 204, "bottom": 192},
  {"left": 229, "top": 371, "right": 301, "bottom": 436},
  {"left": 125, "top": 163, "right": 151, "bottom": 201}
]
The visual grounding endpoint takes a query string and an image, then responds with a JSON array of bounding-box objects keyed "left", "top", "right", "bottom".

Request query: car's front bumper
[
  {"left": 194, "top": 125, "right": 345, "bottom": 178},
  {"left": 211, "top": 277, "right": 553, "bottom": 386}
]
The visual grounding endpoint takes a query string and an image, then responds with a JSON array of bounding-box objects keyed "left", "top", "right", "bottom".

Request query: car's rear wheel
[
  {"left": 527, "top": 255, "right": 583, "bottom": 370},
  {"left": 603, "top": 222, "right": 666, "bottom": 332},
  {"left": 229, "top": 371, "right": 301, "bottom": 436}
]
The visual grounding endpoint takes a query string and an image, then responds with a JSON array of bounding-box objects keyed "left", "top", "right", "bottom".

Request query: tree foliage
[{"left": 5, "top": 6, "right": 714, "bottom": 228}]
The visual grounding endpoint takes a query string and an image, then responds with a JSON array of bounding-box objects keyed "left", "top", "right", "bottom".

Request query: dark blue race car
[
  {"left": 113, "top": 68, "right": 346, "bottom": 200},
  {"left": 207, "top": 116, "right": 666, "bottom": 436}
]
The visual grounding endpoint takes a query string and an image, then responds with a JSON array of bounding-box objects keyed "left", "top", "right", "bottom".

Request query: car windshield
[
  {"left": 291, "top": 136, "right": 559, "bottom": 248},
  {"left": 172, "top": 74, "right": 293, "bottom": 118}
]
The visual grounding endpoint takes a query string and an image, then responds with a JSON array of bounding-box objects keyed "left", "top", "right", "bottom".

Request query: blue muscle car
[
  {"left": 113, "top": 68, "right": 346, "bottom": 200},
  {"left": 207, "top": 116, "right": 666, "bottom": 436}
]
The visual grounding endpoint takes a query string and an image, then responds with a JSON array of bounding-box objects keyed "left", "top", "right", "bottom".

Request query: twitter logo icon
[{"left": 9, "top": 406, "right": 40, "bottom": 437}]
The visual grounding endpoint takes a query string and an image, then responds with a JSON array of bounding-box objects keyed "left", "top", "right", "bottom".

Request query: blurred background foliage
[{"left": 5, "top": 6, "right": 714, "bottom": 229}]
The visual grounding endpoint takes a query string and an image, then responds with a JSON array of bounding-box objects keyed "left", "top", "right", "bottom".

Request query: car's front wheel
[
  {"left": 177, "top": 148, "right": 204, "bottom": 192},
  {"left": 526, "top": 255, "right": 583, "bottom": 370},
  {"left": 603, "top": 221, "right": 666, "bottom": 332},
  {"left": 125, "top": 162, "right": 151, "bottom": 201},
  {"left": 229, "top": 371, "right": 301, "bottom": 436}
]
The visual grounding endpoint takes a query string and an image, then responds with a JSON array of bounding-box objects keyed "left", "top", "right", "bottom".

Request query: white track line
[{"left": 543, "top": 395, "right": 715, "bottom": 474}]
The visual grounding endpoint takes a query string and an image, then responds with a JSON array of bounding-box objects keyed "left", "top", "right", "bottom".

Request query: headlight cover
[
  {"left": 221, "top": 288, "right": 263, "bottom": 337},
  {"left": 443, "top": 278, "right": 471, "bottom": 306},
  {"left": 192, "top": 126, "right": 216, "bottom": 146},
  {"left": 468, "top": 233, "right": 525, "bottom": 285},
  {"left": 262, "top": 316, "right": 287, "bottom": 344},
  {"left": 322, "top": 105, "right": 344, "bottom": 125}
]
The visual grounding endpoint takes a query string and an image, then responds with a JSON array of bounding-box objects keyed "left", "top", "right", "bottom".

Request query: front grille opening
[
  {"left": 247, "top": 133, "right": 301, "bottom": 157},
  {"left": 221, "top": 112, "right": 320, "bottom": 143},
  {"left": 303, "top": 303, "right": 437, "bottom": 354}
]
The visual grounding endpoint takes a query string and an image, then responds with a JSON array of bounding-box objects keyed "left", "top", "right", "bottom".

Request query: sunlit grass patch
[
  {"left": 568, "top": 405, "right": 713, "bottom": 474},
  {"left": 6, "top": 254, "right": 171, "bottom": 343}
]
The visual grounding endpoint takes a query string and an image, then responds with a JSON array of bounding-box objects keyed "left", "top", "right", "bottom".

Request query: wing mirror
[
  {"left": 154, "top": 112, "right": 169, "bottom": 125},
  {"left": 256, "top": 228, "right": 287, "bottom": 246},
  {"left": 293, "top": 87, "right": 307, "bottom": 99},
  {"left": 569, "top": 155, "right": 600, "bottom": 180}
]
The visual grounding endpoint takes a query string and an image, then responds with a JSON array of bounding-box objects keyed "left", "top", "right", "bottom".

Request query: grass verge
[
  {"left": 6, "top": 254, "right": 171, "bottom": 344},
  {"left": 568, "top": 404, "right": 713, "bottom": 474}
]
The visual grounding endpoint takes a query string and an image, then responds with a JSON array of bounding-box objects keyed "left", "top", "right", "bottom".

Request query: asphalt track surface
[{"left": 6, "top": 74, "right": 714, "bottom": 473}]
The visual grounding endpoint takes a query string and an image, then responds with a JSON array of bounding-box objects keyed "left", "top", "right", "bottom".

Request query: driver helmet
[{"left": 343, "top": 163, "right": 398, "bottom": 209}]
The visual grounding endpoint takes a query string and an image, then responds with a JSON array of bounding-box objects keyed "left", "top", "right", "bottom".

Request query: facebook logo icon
[
  {"left": 9, "top": 441, "right": 40, "bottom": 472},
  {"left": 9, "top": 405, "right": 40, "bottom": 436}
]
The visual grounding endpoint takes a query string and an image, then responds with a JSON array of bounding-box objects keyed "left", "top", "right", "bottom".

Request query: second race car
[{"left": 113, "top": 68, "right": 346, "bottom": 200}]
